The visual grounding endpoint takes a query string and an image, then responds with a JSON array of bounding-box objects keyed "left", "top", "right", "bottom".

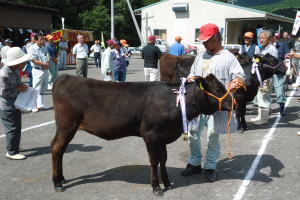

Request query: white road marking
[
  {"left": 0, "top": 120, "right": 55, "bottom": 138},
  {"left": 233, "top": 88, "right": 297, "bottom": 200}
]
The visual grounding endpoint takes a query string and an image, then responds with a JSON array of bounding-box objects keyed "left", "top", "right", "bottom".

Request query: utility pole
[
  {"left": 111, "top": 0, "right": 115, "bottom": 39},
  {"left": 126, "top": 0, "right": 145, "bottom": 46}
]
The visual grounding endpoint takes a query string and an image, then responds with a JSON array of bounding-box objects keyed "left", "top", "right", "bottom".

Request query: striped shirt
[
  {"left": 0, "top": 66, "right": 22, "bottom": 110},
  {"left": 188, "top": 49, "right": 245, "bottom": 134}
]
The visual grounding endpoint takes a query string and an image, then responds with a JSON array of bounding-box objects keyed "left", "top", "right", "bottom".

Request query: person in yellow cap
[
  {"left": 45, "top": 34, "right": 58, "bottom": 90},
  {"left": 168, "top": 36, "right": 186, "bottom": 56},
  {"left": 239, "top": 32, "right": 260, "bottom": 58}
]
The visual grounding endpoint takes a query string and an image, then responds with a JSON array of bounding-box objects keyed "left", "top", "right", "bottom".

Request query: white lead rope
[
  {"left": 175, "top": 77, "right": 188, "bottom": 134},
  {"left": 251, "top": 62, "right": 263, "bottom": 86}
]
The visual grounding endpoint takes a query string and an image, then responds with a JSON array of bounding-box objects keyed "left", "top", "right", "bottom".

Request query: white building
[{"left": 134, "top": 0, "right": 294, "bottom": 49}]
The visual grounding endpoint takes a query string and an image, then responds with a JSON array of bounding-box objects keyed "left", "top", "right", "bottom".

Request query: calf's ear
[{"left": 194, "top": 76, "right": 206, "bottom": 90}]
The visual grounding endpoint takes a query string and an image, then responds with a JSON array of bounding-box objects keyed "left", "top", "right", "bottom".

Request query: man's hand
[
  {"left": 187, "top": 76, "right": 195, "bottom": 82},
  {"left": 43, "top": 62, "right": 49, "bottom": 70},
  {"left": 227, "top": 78, "right": 244, "bottom": 91},
  {"left": 17, "top": 84, "right": 28, "bottom": 92}
]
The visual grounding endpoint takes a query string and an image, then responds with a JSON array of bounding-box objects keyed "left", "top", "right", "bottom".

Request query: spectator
[
  {"left": 120, "top": 39, "right": 132, "bottom": 81},
  {"left": 30, "top": 33, "right": 50, "bottom": 112},
  {"left": 274, "top": 33, "right": 289, "bottom": 62},
  {"left": 90, "top": 40, "right": 102, "bottom": 68},
  {"left": 0, "top": 47, "right": 30, "bottom": 160},
  {"left": 282, "top": 31, "right": 294, "bottom": 51},
  {"left": 0, "top": 39, "right": 13, "bottom": 66},
  {"left": 113, "top": 41, "right": 127, "bottom": 82},
  {"left": 58, "top": 38, "right": 68, "bottom": 70},
  {"left": 239, "top": 32, "right": 260, "bottom": 58},
  {"left": 26, "top": 33, "right": 36, "bottom": 54},
  {"left": 292, "top": 37, "right": 300, "bottom": 87},
  {"left": 141, "top": 35, "right": 162, "bottom": 81},
  {"left": 272, "top": 32, "right": 287, "bottom": 116},
  {"left": 169, "top": 36, "right": 186, "bottom": 56},
  {"left": 181, "top": 23, "right": 245, "bottom": 182},
  {"left": 72, "top": 34, "right": 89, "bottom": 78},
  {"left": 22, "top": 38, "right": 33, "bottom": 87},
  {"left": 45, "top": 34, "right": 58, "bottom": 90},
  {"left": 101, "top": 39, "right": 117, "bottom": 81},
  {"left": 251, "top": 30, "right": 279, "bottom": 124}
]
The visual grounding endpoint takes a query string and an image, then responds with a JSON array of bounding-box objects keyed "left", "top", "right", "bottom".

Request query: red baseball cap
[
  {"left": 107, "top": 39, "right": 117, "bottom": 45},
  {"left": 148, "top": 35, "right": 156, "bottom": 41},
  {"left": 30, "top": 33, "right": 36, "bottom": 38},
  {"left": 198, "top": 23, "right": 220, "bottom": 42}
]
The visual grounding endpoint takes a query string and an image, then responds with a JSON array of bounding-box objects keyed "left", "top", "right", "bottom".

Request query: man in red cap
[
  {"left": 101, "top": 39, "right": 117, "bottom": 81},
  {"left": 181, "top": 23, "right": 245, "bottom": 182},
  {"left": 239, "top": 31, "right": 260, "bottom": 58},
  {"left": 141, "top": 35, "right": 162, "bottom": 81}
]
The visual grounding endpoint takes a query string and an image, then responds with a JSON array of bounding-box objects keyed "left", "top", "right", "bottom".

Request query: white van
[{"left": 155, "top": 39, "right": 169, "bottom": 53}]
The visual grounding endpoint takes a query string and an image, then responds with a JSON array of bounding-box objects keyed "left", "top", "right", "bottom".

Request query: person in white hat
[{"left": 0, "top": 47, "right": 30, "bottom": 160}]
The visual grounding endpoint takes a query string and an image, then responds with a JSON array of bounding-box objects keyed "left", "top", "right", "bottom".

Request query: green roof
[{"left": 134, "top": 0, "right": 293, "bottom": 23}]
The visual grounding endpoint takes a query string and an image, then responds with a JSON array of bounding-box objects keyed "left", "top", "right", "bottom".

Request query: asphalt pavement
[{"left": 0, "top": 58, "right": 299, "bottom": 200}]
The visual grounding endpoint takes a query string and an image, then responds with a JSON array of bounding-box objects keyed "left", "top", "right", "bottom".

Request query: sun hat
[
  {"left": 107, "top": 39, "right": 117, "bottom": 46},
  {"left": 6, "top": 47, "right": 31, "bottom": 67},
  {"left": 175, "top": 36, "right": 182, "bottom": 41},
  {"left": 148, "top": 35, "right": 156, "bottom": 41},
  {"left": 198, "top": 23, "right": 220, "bottom": 42}
]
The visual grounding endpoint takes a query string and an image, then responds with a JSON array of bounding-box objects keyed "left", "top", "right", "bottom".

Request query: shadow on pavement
[
  {"left": 62, "top": 154, "right": 283, "bottom": 190},
  {"left": 24, "top": 144, "right": 102, "bottom": 158}
]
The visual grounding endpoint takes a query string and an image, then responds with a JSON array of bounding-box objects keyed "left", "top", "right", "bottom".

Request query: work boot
[
  {"left": 254, "top": 108, "right": 269, "bottom": 126},
  {"left": 250, "top": 107, "right": 261, "bottom": 122},
  {"left": 204, "top": 169, "right": 217, "bottom": 182},
  {"left": 279, "top": 103, "right": 286, "bottom": 116},
  {"left": 180, "top": 164, "right": 202, "bottom": 176}
]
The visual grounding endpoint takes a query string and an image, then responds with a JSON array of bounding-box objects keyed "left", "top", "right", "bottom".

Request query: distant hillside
[
  {"left": 234, "top": 0, "right": 283, "bottom": 7},
  {"left": 217, "top": 0, "right": 300, "bottom": 19}
]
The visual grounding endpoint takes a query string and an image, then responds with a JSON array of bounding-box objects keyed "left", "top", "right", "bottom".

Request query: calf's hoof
[
  {"left": 164, "top": 184, "right": 173, "bottom": 191},
  {"left": 153, "top": 187, "right": 163, "bottom": 197},
  {"left": 153, "top": 190, "right": 164, "bottom": 197},
  {"left": 237, "top": 128, "right": 243, "bottom": 133},
  {"left": 61, "top": 179, "right": 68, "bottom": 184},
  {"left": 54, "top": 186, "right": 65, "bottom": 192}
]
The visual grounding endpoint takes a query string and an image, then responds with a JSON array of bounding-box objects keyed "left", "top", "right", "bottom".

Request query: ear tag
[
  {"left": 199, "top": 82, "right": 204, "bottom": 90},
  {"left": 235, "top": 55, "right": 239, "bottom": 58},
  {"left": 255, "top": 58, "right": 260, "bottom": 63}
]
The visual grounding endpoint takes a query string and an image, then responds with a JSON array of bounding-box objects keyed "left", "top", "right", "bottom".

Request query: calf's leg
[
  {"left": 241, "top": 104, "right": 248, "bottom": 130},
  {"left": 235, "top": 104, "right": 243, "bottom": 133},
  {"left": 51, "top": 126, "right": 77, "bottom": 192},
  {"left": 159, "top": 144, "right": 172, "bottom": 190},
  {"left": 144, "top": 140, "right": 163, "bottom": 196}
]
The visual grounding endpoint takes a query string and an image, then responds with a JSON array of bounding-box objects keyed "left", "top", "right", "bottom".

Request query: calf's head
[
  {"left": 254, "top": 54, "right": 287, "bottom": 79},
  {"left": 193, "top": 74, "right": 233, "bottom": 115}
]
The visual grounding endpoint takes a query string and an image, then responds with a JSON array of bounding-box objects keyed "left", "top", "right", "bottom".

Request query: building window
[
  {"left": 195, "top": 28, "right": 200, "bottom": 42},
  {"left": 154, "top": 29, "right": 167, "bottom": 40}
]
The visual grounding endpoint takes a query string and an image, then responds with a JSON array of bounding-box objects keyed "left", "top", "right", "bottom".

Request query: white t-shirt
[
  {"left": 90, "top": 44, "right": 102, "bottom": 54},
  {"left": 72, "top": 43, "right": 88, "bottom": 59}
]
